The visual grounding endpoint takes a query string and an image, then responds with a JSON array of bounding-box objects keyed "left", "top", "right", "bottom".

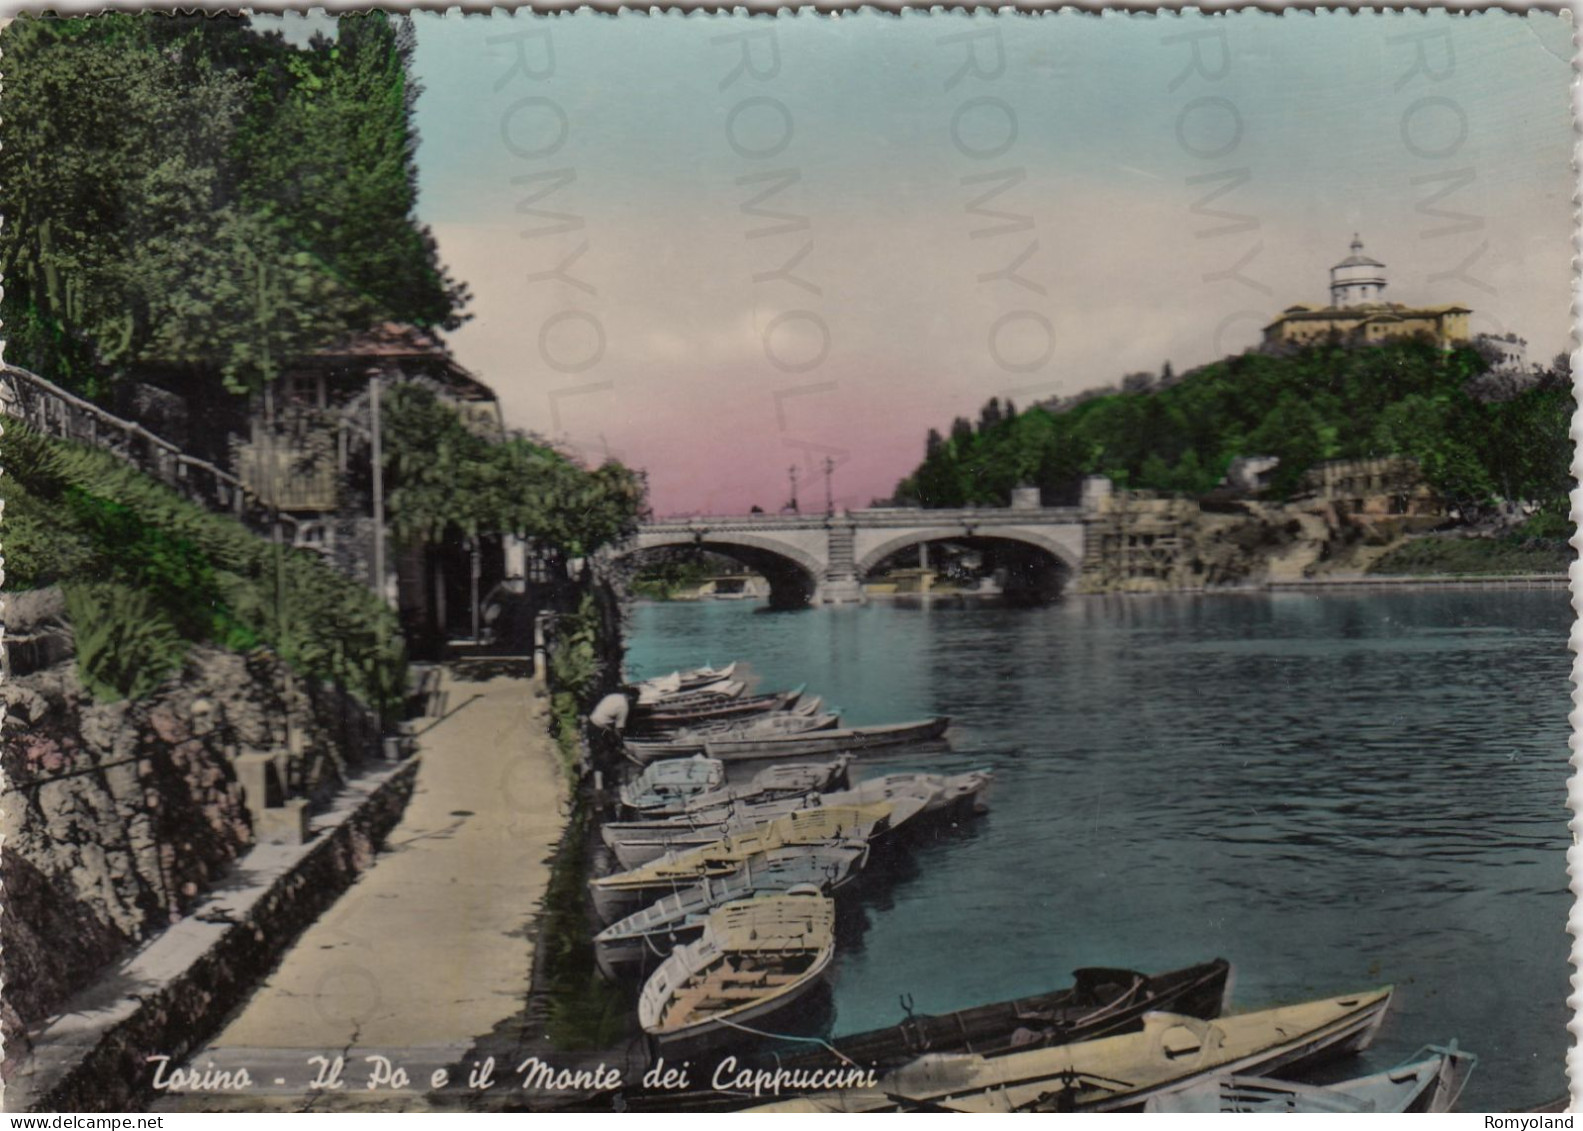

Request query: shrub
[
  {"left": 547, "top": 592, "right": 603, "bottom": 707},
  {"left": 61, "top": 583, "right": 188, "bottom": 701},
  {"left": 7, "top": 420, "right": 406, "bottom": 708},
  {"left": 1368, "top": 535, "right": 1573, "bottom": 576}
]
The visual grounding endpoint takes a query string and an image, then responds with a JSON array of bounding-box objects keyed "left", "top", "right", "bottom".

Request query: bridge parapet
[
  {"left": 642, "top": 506, "right": 1086, "bottom": 533},
  {"left": 626, "top": 505, "right": 1091, "bottom": 604},
  {"left": 851, "top": 507, "right": 1086, "bottom": 528}
]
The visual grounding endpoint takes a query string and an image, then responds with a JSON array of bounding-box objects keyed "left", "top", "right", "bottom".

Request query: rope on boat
[{"left": 712, "top": 1015, "right": 865, "bottom": 1070}]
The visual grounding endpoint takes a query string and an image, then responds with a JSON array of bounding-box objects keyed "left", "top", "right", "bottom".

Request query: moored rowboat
[
  {"left": 629, "top": 756, "right": 852, "bottom": 819},
  {"left": 624, "top": 708, "right": 839, "bottom": 764},
  {"left": 633, "top": 687, "right": 805, "bottom": 733},
  {"left": 593, "top": 845, "right": 868, "bottom": 981},
  {"left": 618, "top": 755, "right": 726, "bottom": 813},
  {"left": 676, "top": 756, "right": 853, "bottom": 814},
  {"left": 638, "top": 888, "right": 837, "bottom": 1059},
  {"left": 747, "top": 985, "right": 1394, "bottom": 1112},
  {"left": 589, "top": 802, "right": 895, "bottom": 923},
  {"left": 1144, "top": 1043, "right": 1477, "bottom": 1113},
  {"left": 635, "top": 679, "right": 745, "bottom": 708},
  {"left": 700, "top": 716, "right": 949, "bottom": 760},
  {"left": 630, "top": 662, "right": 740, "bottom": 698},
  {"left": 602, "top": 770, "right": 989, "bottom": 869},
  {"left": 760, "top": 959, "right": 1232, "bottom": 1074}
]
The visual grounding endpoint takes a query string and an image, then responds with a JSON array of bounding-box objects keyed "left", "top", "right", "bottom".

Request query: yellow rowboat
[
  {"left": 747, "top": 986, "right": 1393, "bottom": 1112},
  {"left": 602, "top": 772, "right": 962, "bottom": 869},
  {"left": 592, "top": 845, "right": 868, "bottom": 982},
  {"left": 638, "top": 888, "right": 836, "bottom": 1059},
  {"left": 589, "top": 802, "right": 895, "bottom": 924}
]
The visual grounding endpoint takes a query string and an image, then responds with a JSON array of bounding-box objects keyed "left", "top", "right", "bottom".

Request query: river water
[{"left": 625, "top": 590, "right": 1572, "bottom": 1111}]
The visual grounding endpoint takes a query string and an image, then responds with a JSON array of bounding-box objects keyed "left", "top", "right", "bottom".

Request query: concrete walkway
[{"left": 158, "top": 669, "right": 567, "bottom": 1106}]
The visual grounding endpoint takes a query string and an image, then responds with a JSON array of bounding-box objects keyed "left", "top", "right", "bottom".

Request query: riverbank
[
  {"left": 646, "top": 570, "right": 1571, "bottom": 607},
  {"left": 153, "top": 662, "right": 567, "bottom": 1112},
  {"left": 1269, "top": 572, "right": 1567, "bottom": 591}
]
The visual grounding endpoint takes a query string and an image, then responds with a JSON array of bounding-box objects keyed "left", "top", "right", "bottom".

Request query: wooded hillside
[{"left": 895, "top": 340, "right": 1571, "bottom": 534}]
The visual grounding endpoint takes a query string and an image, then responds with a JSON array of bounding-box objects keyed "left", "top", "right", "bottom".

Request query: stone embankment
[
  {"left": 1076, "top": 493, "right": 1564, "bottom": 593},
  {"left": 1078, "top": 494, "right": 1350, "bottom": 593}
]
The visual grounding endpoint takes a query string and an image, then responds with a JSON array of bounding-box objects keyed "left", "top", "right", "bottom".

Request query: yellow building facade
[{"left": 1262, "top": 236, "right": 1471, "bottom": 349}]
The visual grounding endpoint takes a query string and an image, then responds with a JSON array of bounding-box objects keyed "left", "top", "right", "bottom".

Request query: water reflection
[{"left": 626, "top": 590, "right": 1571, "bottom": 1111}]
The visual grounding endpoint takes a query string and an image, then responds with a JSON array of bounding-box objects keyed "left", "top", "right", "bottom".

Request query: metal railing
[{"left": 0, "top": 364, "right": 296, "bottom": 535}]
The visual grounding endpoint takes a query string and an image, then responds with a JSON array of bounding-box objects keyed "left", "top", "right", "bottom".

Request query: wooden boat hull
[
  {"left": 1145, "top": 1044, "right": 1478, "bottom": 1113},
  {"left": 608, "top": 818, "right": 804, "bottom": 871},
  {"left": 672, "top": 662, "right": 737, "bottom": 689},
  {"left": 762, "top": 959, "right": 1231, "bottom": 1074},
  {"left": 624, "top": 713, "right": 839, "bottom": 765},
  {"left": 649, "top": 954, "right": 834, "bottom": 1062},
  {"left": 702, "top": 716, "right": 951, "bottom": 761},
  {"left": 591, "top": 832, "right": 873, "bottom": 925},
  {"left": 592, "top": 870, "right": 727, "bottom": 926},
  {"left": 604, "top": 772, "right": 964, "bottom": 868},
  {"left": 629, "top": 663, "right": 738, "bottom": 697},
  {"left": 596, "top": 927, "right": 692, "bottom": 983},
  {"left": 618, "top": 756, "right": 727, "bottom": 812},
  {"left": 944, "top": 770, "right": 993, "bottom": 813},
  {"left": 639, "top": 893, "right": 837, "bottom": 1061},
  {"left": 627, "top": 757, "right": 854, "bottom": 819},
  {"left": 632, "top": 688, "right": 803, "bottom": 733},
  {"left": 592, "top": 802, "right": 896, "bottom": 922},
  {"left": 747, "top": 986, "right": 1394, "bottom": 1112},
  {"left": 636, "top": 679, "right": 745, "bottom": 708},
  {"left": 593, "top": 846, "right": 869, "bottom": 981}
]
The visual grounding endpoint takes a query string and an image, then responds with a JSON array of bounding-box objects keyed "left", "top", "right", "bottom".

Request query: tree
[
  {"left": 245, "top": 14, "right": 469, "bottom": 335},
  {"left": 894, "top": 339, "right": 1568, "bottom": 520},
  {"left": 380, "top": 384, "right": 645, "bottom": 563},
  {"left": 0, "top": 13, "right": 469, "bottom": 399}
]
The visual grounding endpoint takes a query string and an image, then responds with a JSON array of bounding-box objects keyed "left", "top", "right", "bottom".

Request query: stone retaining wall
[
  {"left": 3, "top": 642, "right": 386, "bottom": 1060},
  {"left": 8, "top": 757, "right": 419, "bottom": 1113}
]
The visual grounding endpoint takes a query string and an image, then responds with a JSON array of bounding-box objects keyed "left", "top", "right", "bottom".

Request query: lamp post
[{"left": 369, "top": 372, "right": 387, "bottom": 604}]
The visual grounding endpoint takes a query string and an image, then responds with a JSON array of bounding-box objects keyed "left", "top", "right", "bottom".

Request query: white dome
[{"left": 1330, "top": 235, "right": 1386, "bottom": 309}]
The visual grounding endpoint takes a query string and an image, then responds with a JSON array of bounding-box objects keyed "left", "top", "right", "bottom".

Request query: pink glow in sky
[{"left": 409, "top": 11, "right": 1574, "bottom": 516}]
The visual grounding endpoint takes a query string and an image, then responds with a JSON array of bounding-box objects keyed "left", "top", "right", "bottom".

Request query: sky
[{"left": 283, "top": 9, "right": 1577, "bottom": 515}]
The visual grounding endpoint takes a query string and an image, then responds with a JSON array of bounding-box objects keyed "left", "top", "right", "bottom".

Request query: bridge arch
[
  {"left": 617, "top": 530, "right": 825, "bottom": 608},
  {"left": 855, "top": 524, "right": 1081, "bottom": 603},
  {"left": 854, "top": 525, "right": 1083, "bottom": 577}
]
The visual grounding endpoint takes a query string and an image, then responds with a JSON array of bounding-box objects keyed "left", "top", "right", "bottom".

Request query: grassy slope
[
  {"left": 6, "top": 419, "right": 406, "bottom": 707},
  {"left": 1368, "top": 534, "right": 1573, "bottom": 576}
]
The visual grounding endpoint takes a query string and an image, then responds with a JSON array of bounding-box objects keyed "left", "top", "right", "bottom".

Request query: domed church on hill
[{"left": 1262, "top": 236, "right": 1471, "bottom": 349}]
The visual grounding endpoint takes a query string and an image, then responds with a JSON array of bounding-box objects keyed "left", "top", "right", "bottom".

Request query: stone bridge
[{"left": 619, "top": 504, "right": 1092, "bottom": 605}]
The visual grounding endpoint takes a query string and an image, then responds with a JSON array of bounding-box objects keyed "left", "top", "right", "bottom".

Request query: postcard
[{"left": 0, "top": 4, "right": 1574, "bottom": 1115}]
